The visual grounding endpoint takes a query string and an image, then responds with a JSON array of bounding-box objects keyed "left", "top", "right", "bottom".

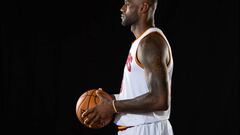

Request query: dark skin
[
  {"left": 115, "top": 32, "right": 170, "bottom": 113},
  {"left": 82, "top": 0, "right": 171, "bottom": 127}
]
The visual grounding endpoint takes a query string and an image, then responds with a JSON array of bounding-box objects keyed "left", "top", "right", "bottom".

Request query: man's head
[{"left": 120, "top": 0, "right": 158, "bottom": 26}]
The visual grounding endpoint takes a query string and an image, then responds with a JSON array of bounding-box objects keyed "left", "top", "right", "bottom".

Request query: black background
[{"left": 1, "top": 0, "right": 239, "bottom": 135}]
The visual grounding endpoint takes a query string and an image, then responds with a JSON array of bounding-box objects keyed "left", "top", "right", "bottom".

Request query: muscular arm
[{"left": 115, "top": 33, "right": 170, "bottom": 113}]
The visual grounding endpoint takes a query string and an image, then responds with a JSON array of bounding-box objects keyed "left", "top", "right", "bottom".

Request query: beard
[
  {"left": 121, "top": 16, "right": 130, "bottom": 26},
  {"left": 121, "top": 13, "right": 138, "bottom": 27}
]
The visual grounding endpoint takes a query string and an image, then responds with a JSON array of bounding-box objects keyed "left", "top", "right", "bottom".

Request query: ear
[{"left": 139, "top": 2, "right": 150, "bottom": 13}]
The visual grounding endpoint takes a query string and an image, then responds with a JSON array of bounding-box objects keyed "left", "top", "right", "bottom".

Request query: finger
[
  {"left": 89, "top": 114, "right": 100, "bottom": 128},
  {"left": 96, "top": 90, "right": 105, "bottom": 102},
  {"left": 82, "top": 108, "right": 94, "bottom": 118},
  {"left": 100, "top": 119, "right": 106, "bottom": 127},
  {"left": 96, "top": 90, "right": 111, "bottom": 102},
  {"left": 84, "top": 111, "right": 96, "bottom": 125},
  {"left": 98, "top": 88, "right": 103, "bottom": 90}
]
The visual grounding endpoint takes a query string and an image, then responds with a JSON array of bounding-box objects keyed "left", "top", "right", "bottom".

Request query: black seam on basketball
[
  {"left": 79, "top": 94, "right": 88, "bottom": 108},
  {"left": 85, "top": 90, "right": 94, "bottom": 96},
  {"left": 90, "top": 91, "right": 98, "bottom": 108},
  {"left": 94, "top": 95, "right": 98, "bottom": 105},
  {"left": 86, "top": 90, "right": 95, "bottom": 110},
  {"left": 79, "top": 95, "right": 96, "bottom": 108}
]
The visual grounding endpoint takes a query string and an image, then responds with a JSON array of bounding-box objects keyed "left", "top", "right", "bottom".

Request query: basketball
[{"left": 75, "top": 89, "right": 113, "bottom": 129}]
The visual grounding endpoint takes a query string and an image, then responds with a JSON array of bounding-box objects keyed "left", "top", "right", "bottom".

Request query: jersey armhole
[{"left": 135, "top": 45, "right": 144, "bottom": 69}]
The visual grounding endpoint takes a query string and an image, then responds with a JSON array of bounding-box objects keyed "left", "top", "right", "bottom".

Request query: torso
[{"left": 114, "top": 27, "right": 173, "bottom": 126}]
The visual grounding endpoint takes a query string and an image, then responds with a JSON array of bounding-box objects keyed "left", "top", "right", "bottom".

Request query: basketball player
[{"left": 82, "top": 0, "right": 174, "bottom": 134}]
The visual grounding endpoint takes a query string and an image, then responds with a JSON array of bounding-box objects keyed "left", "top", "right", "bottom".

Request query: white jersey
[{"left": 114, "top": 27, "right": 174, "bottom": 126}]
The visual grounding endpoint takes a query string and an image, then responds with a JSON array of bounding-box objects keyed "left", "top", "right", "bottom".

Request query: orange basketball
[{"left": 75, "top": 89, "right": 113, "bottom": 129}]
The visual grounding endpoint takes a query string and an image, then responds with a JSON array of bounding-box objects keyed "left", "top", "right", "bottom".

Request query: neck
[{"left": 131, "top": 19, "right": 155, "bottom": 39}]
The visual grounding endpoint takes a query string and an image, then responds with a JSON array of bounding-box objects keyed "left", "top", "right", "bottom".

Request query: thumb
[{"left": 96, "top": 89, "right": 104, "bottom": 102}]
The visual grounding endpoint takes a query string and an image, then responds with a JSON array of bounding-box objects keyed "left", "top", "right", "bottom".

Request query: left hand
[{"left": 81, "top": 88, "right": 115, "bottom": 127}]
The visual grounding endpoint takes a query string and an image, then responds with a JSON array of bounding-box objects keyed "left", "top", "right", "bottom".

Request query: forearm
[{"left": 114, "top": 92, "right": 168, "bottom": 114}]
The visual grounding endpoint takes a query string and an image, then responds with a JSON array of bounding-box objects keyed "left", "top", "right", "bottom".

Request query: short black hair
[{"left": 147, "top": 0, "right": 158, "bottom": 6}]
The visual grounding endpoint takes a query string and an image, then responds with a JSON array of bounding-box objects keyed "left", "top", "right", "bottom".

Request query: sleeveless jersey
[{"left": 114, "top": 27, "right": 174, "bottom": 126}]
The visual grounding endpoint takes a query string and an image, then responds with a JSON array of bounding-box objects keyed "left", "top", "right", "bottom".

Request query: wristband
[{"left": 112, "top": 100, "right": 119, "bottom": 113}]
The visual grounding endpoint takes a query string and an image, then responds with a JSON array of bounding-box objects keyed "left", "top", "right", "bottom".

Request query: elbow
[
  {"left": 151, "top": 97, "right": 169, "bottom": 111},
  {"left": 156, "top": 103, "right": 169, "bottom": 111},
  {"left": 159, "top": 104, "right": 169, "bottom": 111}
]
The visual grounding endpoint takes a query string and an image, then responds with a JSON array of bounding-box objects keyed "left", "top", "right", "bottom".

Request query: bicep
[
  {"left": 138, "top": 37, "right": 170, "bottom": 99},
  {"left": 143, "top": 50, "right": 169, "bottom": 96}
]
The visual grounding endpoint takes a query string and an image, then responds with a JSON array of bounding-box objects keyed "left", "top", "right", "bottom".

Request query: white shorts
[{"left": 118, "top": 120, "right": 173, "bottom": 135}]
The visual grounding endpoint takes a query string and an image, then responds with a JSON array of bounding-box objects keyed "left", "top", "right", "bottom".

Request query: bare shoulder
[
  {"left": 138, "top": 32, "right": 169, "bottom": 66},
  {"left": 139, "top": 32, "right": 168, "bottom": 53}
]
